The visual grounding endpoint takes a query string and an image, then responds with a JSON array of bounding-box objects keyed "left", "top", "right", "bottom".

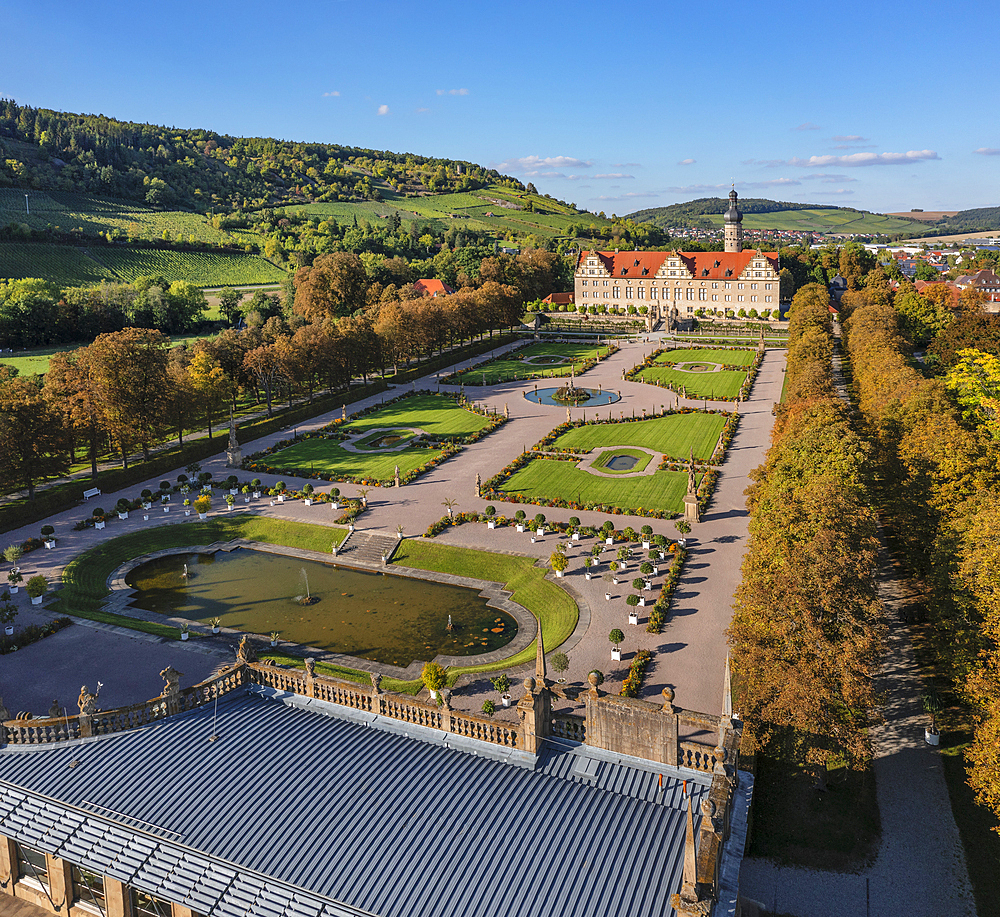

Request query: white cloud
[
  {"left": 833, "top": 143, "right": 878, "bottom": 150},
  {"left": 666, "top": 183, "right": 730, "bottom": 194},
  {"left": 594, "top": 173, "right": 634, "bottom": 180},
  {"left": 795, "top": 122, "right": 821, "bottom": 131},
  {"left": 322, "top": 91, "right": 340, "bottom": 98},
  {"left": 595, "top": 191, "right": 659, "bottom": 201},
  {"left": 436, "top": 88, "right": 469, "bottom": 96},
  {"left": 613, "top": 162, "right": 642, "bottom": 167},
  {"left": 416, "top": 107, "right": 430, "bottom": 113},
  {"left": 800, "top": 173, "right": 858, "bottom": 183},
  {"left": 831, "top": 134, "right": 866, "bottom": 142},
  {"left": 974, "top": 147, "right": 1000, "bottom": 155},
  {"left": 377, "top": 104, "right": 390, "bottom": 116},
  {"left": 744, "top": 178, "right": 801, "bottom": 188},
  {"left": 788, "top": 150, "right": 940, "bottom": 167},
  {"left": 678, "top": 158, "right": 696, "bottom": 166},
  {"left": 742, "top": 158, "right": 786, "bottom": 168},
  {"left": 493, "top": 155, "right": 593, "bottom": 175}
]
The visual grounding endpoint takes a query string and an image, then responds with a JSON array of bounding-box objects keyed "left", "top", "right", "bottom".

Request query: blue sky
[{"left": 2, "top": 0, "right": 997, "bottom": 215}]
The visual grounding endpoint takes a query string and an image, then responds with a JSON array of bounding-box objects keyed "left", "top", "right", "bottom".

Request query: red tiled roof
[
  {"left": 914, "top": 280, "right": 961, "bottom": 306},
  {"left": 577, "top": 250, "right": 778, "bottom": 280},
  {"left": 413, "top": 279, "right": 454, "bottom": 297},
  {"left": 543, "top": 292, "right": 575, "bottom": 304}
]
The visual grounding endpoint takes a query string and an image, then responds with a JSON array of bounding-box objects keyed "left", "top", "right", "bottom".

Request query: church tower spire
[{"left": 724, "top": 187, "right": 743, "bottom": 253}]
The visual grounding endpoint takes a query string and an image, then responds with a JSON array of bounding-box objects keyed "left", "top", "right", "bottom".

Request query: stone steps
[{"left": 338, "top": 531, "right": 399, "bottom": 567}]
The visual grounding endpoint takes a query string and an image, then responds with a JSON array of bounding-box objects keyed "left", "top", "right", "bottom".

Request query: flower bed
[
  {"left": 620, "top": 648, "right": 653, "bottom": 697},
  {"left": 441, "top": 343, "right": 618, "bottom": 386},
  {"left": 0, "top": 616, "right": 73, "bottom": 655},
  {"left": 625, "top": 348, "right": 764, "bottom": 402},
  {"left": 645, "top": 544, "right": 686, "bottom": 633}
]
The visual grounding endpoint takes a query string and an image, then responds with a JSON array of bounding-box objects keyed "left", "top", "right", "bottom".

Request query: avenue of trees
[
  {"left": 0, "top": 262, "right": 529, "bottom": 498},
  {"left": 727, "top": 284, "right": 884, "bottom": 773}
]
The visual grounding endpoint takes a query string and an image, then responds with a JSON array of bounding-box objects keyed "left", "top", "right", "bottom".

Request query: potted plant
[
  {"left": 422, "top": 662, "right": 447, "bottom": 701},
  {"left": 0, "top": 593, "right": 16, "bottom": 635},
  {"left": 923, "top": 691, "right": 942, "bottom": 746},
  {"left": 550, "top": 550, "right": 568, "bottom": 578},
  {"left": 194, "top": 495, "right": 211, "bottom": 520},
  {"left": 275, "top": 481, "right": 287, "bottom": 502},
  {"left": 569, "top": 517, "right": 581, "bottom": 540},
  {"left": 270, "top": 631, "right": 280, "bottom": 647},
  {"left": 491, "top": 673, "right": 512, "bottom": 707},
  {"left": 160, "top": 481, "right": 172, "bottom": 501},
  {"left": 141, "top": 488, "right": 153, "bottom": 509},
  {"left": 180, "top": 623, "right": 189, "bottom": 641},
  {"left": 116, "top": 498, "right": 130, "bottom": 520},
  {"left": 211, "top": 616, "right": 221, "bottom": 635},
  {"left": 252, "top": 479, "right": 262, "bottom": 500},
  {"left": 515, "top": 509, "right": 526, "bottom": 532},
  {"left": 482, "top": 699, "right": 496, "bottom": 717},
  {"left": 227, "top": 475, "right": 239, "bottom": 495},
  {"left": 225, "top": 493, "right": 236, "bottom": 511},
  {"left": 534, "top": 513, "right": 546, "bottom": 535},
  {"left": 609, "top": 628, "right": 624, "bottom": 661},
  {"left": 396, "top": 524, "right": 404, "bottom": 540},
  {"left": 551, "top": 653, "right": 569, "bottom": 680},
  {"left": 92, "top": 507, "right": 106, "bottom": 530},
  {"left": 674, "top": 519, "right": 691, "bottom": 545},
  {"left": 329, "top": 486, "right": 339, "bottom": 509},
  {"left": 584, "top": 557, "right": 593, "bottom": 580},
  {"left": 303, "top": 483, "right": 315, "bottom": 506},
  {"left": 7, "top": 567, "right": 23, "bottom": 593},
  {"left": 183, "top": 498, "right": 192, "bottom": 516},
  {"left": 4, "top": 545, "right": 23, "bottom": 565},
  {"left": 26, "top": 574, "right": 47, "bottom": 606},
  {"left": 41, "top": 525, "right": 56, "bottom": 549},
  {"left": 485, "top": 505, "right": 497, "bottom": 529},
  {"left": 242, "top": 485, "right": 251, "bottom": 503}
]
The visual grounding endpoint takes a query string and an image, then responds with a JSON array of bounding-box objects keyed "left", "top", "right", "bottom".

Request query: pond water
[
  {"left": 125, "top": 549, "right": 517, "bottom": 667},
  {"left": 525, "top": 386, "right": 621, "bottom": 407},
  {"left": 606, "top": 455, "right": 639, "bottom": 471}
]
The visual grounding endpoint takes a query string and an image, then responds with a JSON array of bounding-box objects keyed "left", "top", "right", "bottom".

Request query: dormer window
[
  {"left": 701, "top": 269, "right": 709, "bottom": 277},
  {"left": 725, "top": 269, "right": 733, "bottom": 277},
  {"left": 634, "top": 259, "right": 640, "bottom": 266},
  {"left": 714, "top": 260, "right": 721, "bottom": 268},
  {"left": 642, "top": 267, "right": 649, "bottom": 275},
  {"left": 620, "top": 268, "right": 627, "bottom": 275}
]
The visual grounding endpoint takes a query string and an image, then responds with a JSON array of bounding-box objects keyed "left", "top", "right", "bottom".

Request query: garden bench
[{"left": 83, "top": 487, "right": 101, "bottom": 500}]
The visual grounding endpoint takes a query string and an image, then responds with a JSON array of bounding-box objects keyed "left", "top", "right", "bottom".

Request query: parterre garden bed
[
  {"left": 627, "top": 347, "right": 763, "bottom": 401},
  {"left": 443, "top": 342, "right": 614, "bottom": 385}
]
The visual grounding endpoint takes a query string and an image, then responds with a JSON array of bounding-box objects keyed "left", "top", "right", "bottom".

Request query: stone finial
[
  {"left": 661, "top": 686, "right": 676, "bottom": 713},
  {"left": 48, "top": 700, "right": 61, "bottom": 720},
  {"left": 160, "top": 666, "right": 182, "bottom": 697},
  {"left": 304, "top": 658, "right": 316, "bottom": 677},
  {"left": 236, "top": 635, "right": 256, "bottom": 665},
  {"left": 523, "top": 676, "right": 536, "bottom": 693},
  {"left": 587, "top": 671, "right": 602, "bottom": 697},
  {"left": 370, "top": 672, "right": 383, "bottom": 693},
  {"left": 701, "top": 797, "right": 720, "bottom": 832},
  {"left": 78, "top": 684, "right": 100, "bottom": 716},
  {"left": 440, "top": 688, "right": 451, "bottom": 709}
]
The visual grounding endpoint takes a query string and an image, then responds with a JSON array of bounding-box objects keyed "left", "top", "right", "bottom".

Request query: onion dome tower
[{"left": 724, "top": 187, "right": 743, "bottom": 253}]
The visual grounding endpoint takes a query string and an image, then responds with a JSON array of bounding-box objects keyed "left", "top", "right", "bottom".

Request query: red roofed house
[
  {"left": 574, "top": 190, "right": 780, "bottom": 326},
  {"left": 914, "top": 280, "right": 962, "bottom": 308},
  {"left": 413, "top": 278, "right": 455, "bottom": 297},
  {"left": 954, "top": 269, "right": 1000, "bottom": 304},
  {"left": 543, "top": 292, "right": 575, "bottom": 306}
]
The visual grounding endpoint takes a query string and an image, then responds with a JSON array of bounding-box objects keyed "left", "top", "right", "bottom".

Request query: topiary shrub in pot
[
  {"left": 421, "top": 662, "right": 447, "bottom": 702},
  {"left": 26, "top": 574, "right": 48, "bottom": 605}
]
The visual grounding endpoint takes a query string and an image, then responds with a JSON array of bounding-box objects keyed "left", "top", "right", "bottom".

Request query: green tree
[
  {"left": 218, "top": 289, "right": 244, "bottom": 327},
  {"left": 0, "top": 369, "right": 70, "bottom": 500}
]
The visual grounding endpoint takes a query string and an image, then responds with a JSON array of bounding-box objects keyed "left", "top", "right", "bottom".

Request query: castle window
[
  {"left": 712, "top": 282, "right": 718, "bottom": 289},
  {"left": 738, "top": 283, "right": 744, "bottom": 290},
  {"left": 765, "top": 283, "right": 772, "bottom": 291},
  {"left": 699, "top": 288, "right": 707, "bottom": 300},
  {"left": 581, "top": 280, "right": 587, "bottom": 286},
  {"left": 725, "top": 269, "right": 733, "bottom": 277},
  {"left": 725, "top": 282, "right": 731, "bottom": 290},
  {"left": 712, "top": 294, "right": 718, "bottom": 302},
  {"left": 15, "top": 843, "right": 48, "bottom": 891},
  {"left": 650, "top": 288, "right": 658, "bottom": 299},
  {"left": 638, "top": 287, "right": 645, "bottom": 299},
  {"left": 751, "top": 283, "right": 757, "bottom": 290},
  {"left": 725, "top": 295, "right": 731, "bottom": 302},
  {"left": 626, "top": 287, "right": 633, "bottom": 299},
  {"left": 603, "top": 280, "right": 609, "bottom": 286},
  {"left": 634, "top": 259, "right": 640, "bottom": 266},
  {"left": 621, "top": 268, "right": 627, "bottom": 275},
  {"left": 686, "top": 289, "right": 694, "bottom": 300},
  {"left": 765, "top": 295, "right": 772, "bottom": 303},
  {"left": 613, "top": 286, "right": 620, "bottom": 298}
]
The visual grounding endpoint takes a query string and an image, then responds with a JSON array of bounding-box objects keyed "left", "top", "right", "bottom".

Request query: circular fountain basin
[
  {"left": 124, "top": 549, "right": 517, "bottom": 667},
  {"left": 525, "top": 386, "right": 621, "bottom": 407}
]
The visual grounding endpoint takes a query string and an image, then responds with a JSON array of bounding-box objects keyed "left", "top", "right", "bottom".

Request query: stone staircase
[{"left": 338, "top": 531, "right": 400, "bottom": 567}]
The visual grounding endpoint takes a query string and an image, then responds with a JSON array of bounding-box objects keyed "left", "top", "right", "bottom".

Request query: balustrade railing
[{"left": 551, "top": 715, "right": 586, "bottom": 743}]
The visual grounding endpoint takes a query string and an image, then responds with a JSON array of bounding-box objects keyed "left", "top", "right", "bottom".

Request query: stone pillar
[
  {"left": 517, "top": 676, "right": 550, "bottom": 755},
  {"left": 104, "top": 877, "right": 132, "bottom": 917},
  {"left": 683, "top": 492, "right": 700, "bottom": 524},
  {"left": 440, "top": 690, "right": 452, "bottom": 733},
  {"left": 47, "top": 852, "right": 72, "bottom": 912},
  {"left": 304, "top": 658, "right": 316, "bottom": 699},
  {"left": 370, "top": 671, "right": 384, "bottom": 716},
  {"left": 661, "top": 687, "right": 679, "bottom": 767}
]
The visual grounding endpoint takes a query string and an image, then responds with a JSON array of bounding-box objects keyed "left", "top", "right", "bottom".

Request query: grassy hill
[{"left": 628, "top": 197, "right": 928, "bottom": 235}]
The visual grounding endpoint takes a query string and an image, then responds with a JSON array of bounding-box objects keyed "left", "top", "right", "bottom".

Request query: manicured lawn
[
  {"left": 52, "top": 514, "right": 349, "bottom": 635},
  {"left": 451, "top": 342, "right": 610, "bottom": 384},
  {"left": 656, "top": 347, "right": 758, "bottom": 366},
  {"left": 635, "top": 365, "right": 748, "bottom": 399},
  {"left": 265, "top": 439, "right": 443, "bottom": 480},
  {"left": 264, "top": 394, "right": 492, "bottom": 479},
  {"left": 499, "top": 457, "right": 690, "bottom": 516},
  {"left": 393, "top": 539, "right": 578, "bottom": 675},
  {"left": 550, "top": 413, "right": 726, "bottom": 462},
  {"left": 593, "top": 448, "right": 653, "bottom": 474}
]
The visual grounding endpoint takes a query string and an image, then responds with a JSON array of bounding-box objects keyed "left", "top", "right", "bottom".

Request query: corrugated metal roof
[{"left": 0, "top": 692, "right": 706, "bottom": 917}]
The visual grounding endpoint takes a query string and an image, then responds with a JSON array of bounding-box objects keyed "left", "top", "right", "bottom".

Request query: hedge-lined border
[
  {"left": 241, "top": 391, "right": 506, "bottom": 487},
  {"left": 625, "top": 348, "right": 764, "bottom": 402}
]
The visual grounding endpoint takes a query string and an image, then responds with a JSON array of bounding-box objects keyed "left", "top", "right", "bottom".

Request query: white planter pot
[
  {"left": 629, "top": 612, "right": 639, "bottom": 625},
  {"left": 652, "top": 566, "right": 659, "bottom": 576},
  {"left": 227, "top": 505, "right": 234, "bottom": 512},
  {"left": 270, "top": 640, "right": 278, "bottom": 647},
  {"left": 253, "top": 492, "right": 261, "bottom": 499},
  {"left": 530, "top": 537, "right": 536, "bottom": 543},
  {"left": 4, "top": 625, "right": 13, "bottom": 636},
  {"left": 501, "top": 694, "right": 512, "bottom": 708},
  {"left": 44, "top": 540, "right": 55, "bottom": 549},
  {"left": 184, "top": 510, "right": 191, "bottom": 516},
  {"left": 143, "top": 514, "right": 149, "bottom": 521},
  {"left": 643, "top": 582, "right": 651, "bottom": 591},
  {"left": 181, "top": 632, "right": 189, "bottom": 641},
  {"left": 537, "top": 528, "right": 546, "bottom": 536},
  {"left": 516, "top": 524, "right": 525, "bottom": 532},
  {"left": 202, "top": 486, "right": 211, "bottom": 493},
  {"left": 212, "top": 626, "right": 220, "bottom": 634},
  {"left": 198, "top": 513, "right": 208, "bottom": 521},
  {"left": 30, "top": 595, "right": 43, "bottom": 605},
  {"left": 572, "top": 532, "right": 580, "bottom": 541},
  {"left": 304, "top": 498, "right": 313, "bottom": 506},
  {"left": 639, "top": 597, "right": 646, "bottom": 606},
  {"left": 230, "top": 488, "right": 238, "bottom": 495},
  {"left": 925, "top": 728, "right": 940, "bottom": 746},
  {"left": 331, "top": 501, "right": 338, "bottom": 510},
  {"left": 94, "top": 521, "right": 105, "bottom": 530},
  {"left": 429, "top": 689, "right": 439, "bottom": 701},
  {"left": 585, "top": 572, "right": 592, "bottom": 580},
  {"left": 118, "top": 511, "right": 128, "bottom": 520},
  {"left": 487, "top": 521, "right": 496, "bottom": 529},
  {"left": 244, "top": 496, "right": 251, "bottom": 503},
  {"left": 606, "top": 537, "right": 614, "bottom": 545},
  {"left": 642, "top": 540, "right": 651, "bottom": 549},
  {"left": 659, "top": 551, "right": 666, "bottom": 560},
  {"left": 277, "top": 495, "right": 285, "bottom": 502},
  {"left": 142, "top": 503, "right": 151, "bottom": 510},
  {"left": 556, "top": 570, "right": 563, "bottom": 577},
  {"left": 611, "top": 648, "right": 622, "bottom": 661},
  {"left": 163, "top": 506, "right": 169, "bottom": 513}
]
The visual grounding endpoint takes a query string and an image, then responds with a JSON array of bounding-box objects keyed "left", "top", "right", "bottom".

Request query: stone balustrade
[{"left": 551, "top": 714, "right": 586, "bottom": 742}]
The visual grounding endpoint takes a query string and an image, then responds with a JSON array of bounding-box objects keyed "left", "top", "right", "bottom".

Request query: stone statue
[
  {"left": 475, "top": 472, "right": 481, "bottom": 497},
  {"left": 504, "top": 403, "right": 509, "bottom": 419},
  {"left": 566, "top": 406, "right": 571, "bottom": 423},
  {"left": 78, "top": 684, "right": 101, "bottom": 716},
  {"left": 48, "top": 700, "right": 61, "bottom": 720},
  {"left": 160, "top": 666, "right": 182, "bottom": 697},
  {"left": 226, "top": 406, "right": 242, "bottom": 469},
  {"left": 236, "top": 634, "right": 256, "bottom": 665},
  {"left": 394, "top": 465, "right": 400, "bottom": 488},
  {"left": 342, "top": 405, "right": 347, "bottom": 421},
  {"left": 369, "top": 672, "right": 382, "bottom": 692},
  {"left": 687, "top": 449, "right": 697, "bottom": 495},
  {"left": 305, "top": 658, "right": 316, "bottom": 677}
]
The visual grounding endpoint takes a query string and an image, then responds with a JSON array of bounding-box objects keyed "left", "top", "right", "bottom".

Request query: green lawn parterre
[
  {"left": 549, "top": 413, "right": 726, "bottom": 462},
  {"left": 447, "top": 342, "right": 611, "bottom": 385},
  {"left": 499, "top": 458, "right": 692, "bottom": 516},
  {"left": 656, "top": 347, "right": 758, "bottom": 367},
  {"left": 592, "top": 448, "right": 653, "bottom": 474},
  {"left": 634, "top": 365, "right": 748, "bottom": 400}
]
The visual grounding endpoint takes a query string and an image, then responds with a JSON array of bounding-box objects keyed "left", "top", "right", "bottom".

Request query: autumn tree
[
  {"left": 294, "top": 252, "right": 370, "bottom": 321},
  {"left": 43, "top": 351, "right": 104, "bottom": 478},
  {"left": 188, "top": 347, "right": 229, "bottom": 438},
  {"left": 244, "top": 340, "right": 287, "bottom": 416}
]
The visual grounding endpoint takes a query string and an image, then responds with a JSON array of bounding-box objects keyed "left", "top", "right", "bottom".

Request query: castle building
[{"left": 574, "top": 190, "right": 780, "bottom": 324}]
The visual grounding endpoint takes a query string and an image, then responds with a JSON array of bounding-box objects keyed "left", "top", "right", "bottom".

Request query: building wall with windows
[{"left": 574, "top": 248, "right": 780, "bottom": 322}]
